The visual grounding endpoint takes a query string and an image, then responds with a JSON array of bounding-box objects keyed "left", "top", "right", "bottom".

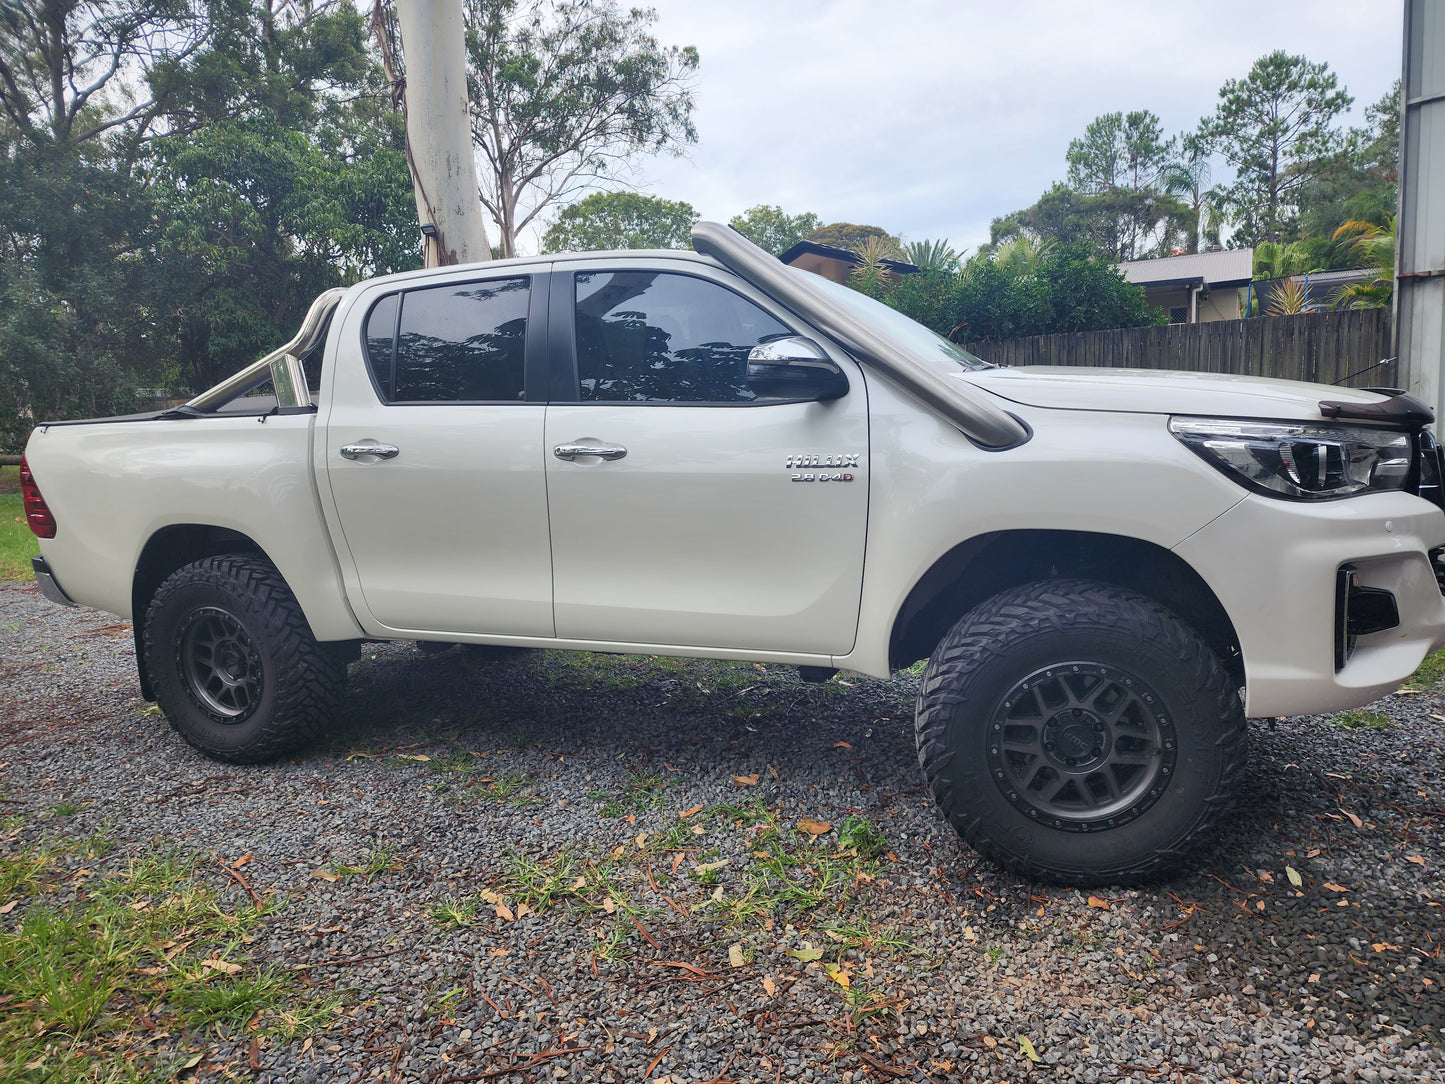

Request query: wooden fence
[{"left": 962, "top": 308, "right": 1395, "bottom": 388}]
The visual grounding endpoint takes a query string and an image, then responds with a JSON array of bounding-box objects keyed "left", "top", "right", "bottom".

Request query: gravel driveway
[{"left": 2, "top": 580, "right": 1442, "bottom": 1082}]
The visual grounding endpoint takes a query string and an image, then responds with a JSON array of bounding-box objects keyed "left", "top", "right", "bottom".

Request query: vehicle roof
[{"left": 353, "top": 248, "right": 725, "bottom": 293}]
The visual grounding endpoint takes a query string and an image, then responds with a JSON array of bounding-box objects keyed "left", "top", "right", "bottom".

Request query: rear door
[
  {"left": 320, "top": 266, "right": 555, "bottom": 637},
  {"left": 543, "top": 259, "right": 870, "bottom": 654}
]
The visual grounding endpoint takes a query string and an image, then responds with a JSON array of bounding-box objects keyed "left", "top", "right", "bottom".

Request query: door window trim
[{"left": 358, "top": 273, "right": 549, "bottom": 406}]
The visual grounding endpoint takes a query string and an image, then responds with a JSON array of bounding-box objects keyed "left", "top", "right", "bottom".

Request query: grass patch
[
  {"left": 0, "top": 838, "right": 339, "bottom": 1081},
  {"left": 0, "top": 471, "right": 39, "bottom": 582},
  {"left": 329, "top": 846, "right": 400, "bottom": 881},
  {"left": 1402, "top": 647, "right": 1445, "bottom": 692},
  {"left": 589, "top": 768, "right": 669, "bottom": 818},
  {"left": 462, "top": 770, "right": 533, "bottom": 805},
  {"left": 1326, "top": 708, "right": 1391, "bottom": 730}
]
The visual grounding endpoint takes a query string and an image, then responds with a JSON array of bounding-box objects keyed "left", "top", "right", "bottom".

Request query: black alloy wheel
[
  {"left": 914, "top": 578, "right": 1246, "bottom": 885},
  {"left": 177, "top": 606, "right": 264, "bottom": 720},
  {"left": 987, "top": 662, "right": 1175, "bottom": 832}
]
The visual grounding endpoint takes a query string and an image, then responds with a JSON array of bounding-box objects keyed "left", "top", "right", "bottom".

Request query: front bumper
[
  {"left": 32, "top": 556, "right": 76, "bottom": 608},
  {"left": 1174, "top": 490, "right": 1445, "bottom": 718}
]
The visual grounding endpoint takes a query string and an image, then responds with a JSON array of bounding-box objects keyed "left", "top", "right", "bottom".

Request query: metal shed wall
[{"left": 1399, "top": 0, "right": 1445, "bottom": 418}]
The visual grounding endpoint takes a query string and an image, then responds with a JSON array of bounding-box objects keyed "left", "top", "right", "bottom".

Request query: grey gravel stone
[{"left": 1, "top": 579, "right": 1442, "bottom": 1081}]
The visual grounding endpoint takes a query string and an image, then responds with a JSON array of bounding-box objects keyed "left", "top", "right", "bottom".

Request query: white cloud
[{"left": 593, "top": 0, "right": 1404, "bottom": 255}]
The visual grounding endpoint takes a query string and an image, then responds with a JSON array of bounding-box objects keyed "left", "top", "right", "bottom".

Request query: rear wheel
[
  {"left": 914, "top": 578, "right": 1245, "bottom": 885},
  {"left": 144, "top": 555, "right": 346, "bottom": 763}
]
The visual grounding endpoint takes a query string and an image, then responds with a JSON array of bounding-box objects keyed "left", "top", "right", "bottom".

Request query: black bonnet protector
[
  {"left": 1318, "top": 389, "right": 1434, "bottom": 430},
  {"left": 691, "top": 222, "right": 1031, "bottom": 450}
]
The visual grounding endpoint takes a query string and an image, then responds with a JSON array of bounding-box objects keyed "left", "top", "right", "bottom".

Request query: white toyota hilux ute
[{"left": 21, "top": 223, "right": 1445, "bottom": 885}]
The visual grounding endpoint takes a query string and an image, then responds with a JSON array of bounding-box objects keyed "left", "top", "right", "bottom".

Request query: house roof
[
  {"left": 1118, "top": 248, "right": 1255, "bottom": 289},
  {"left": 778, "top": 239, "right": 919, "bottom": 275}
]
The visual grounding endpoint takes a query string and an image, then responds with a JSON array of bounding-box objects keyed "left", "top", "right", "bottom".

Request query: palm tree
[
  {"left": 1331, "top": 218, "right": 1395, "bottom": 309},
  {"left": 902, "top": 238, "right": 963, "bottom": 273},
  {"left": 992, "top": 235, "right": 1052, "bottom": 279}
]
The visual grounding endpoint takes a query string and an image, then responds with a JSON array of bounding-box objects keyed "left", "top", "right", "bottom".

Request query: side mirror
[{"left": 746, "top": 336, "right": 849, "bottom": 401}]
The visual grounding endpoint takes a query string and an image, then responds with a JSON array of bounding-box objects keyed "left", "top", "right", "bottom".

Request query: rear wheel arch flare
[{"left": 131, "top": 525, "right": 271, "bottom": 700}]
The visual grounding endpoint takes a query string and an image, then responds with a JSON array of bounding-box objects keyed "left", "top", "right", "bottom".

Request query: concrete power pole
[
  {"left": 393, "top": 0, "right": 492, "bottom": 267},
  {"left": 1398, "top": 0, "right": 1444, "bottom": 414}
]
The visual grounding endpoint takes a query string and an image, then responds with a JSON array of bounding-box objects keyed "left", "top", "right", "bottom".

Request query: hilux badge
[{"left": 787, "top": 453, "right": 860, "bottom": 483}]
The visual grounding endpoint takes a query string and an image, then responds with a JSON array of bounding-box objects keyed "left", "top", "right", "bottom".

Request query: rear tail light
[{"left": 18, "top": 456, "right": 57, "bottom": 539}]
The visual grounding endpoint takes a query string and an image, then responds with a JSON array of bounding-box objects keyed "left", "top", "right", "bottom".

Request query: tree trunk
[{"left": 394, "top": 0, "right": 491, "bottom": 266}]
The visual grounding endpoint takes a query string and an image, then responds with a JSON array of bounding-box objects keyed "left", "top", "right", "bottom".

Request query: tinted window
[
  {"left": 364, "top": 278, "right": 530, "bottom": 403},
  {"left": 363, "top": 294, "right": 400, "bottom": 398},
  {"left": 574, "top": 272, "right": 791, "bottom": 403}
]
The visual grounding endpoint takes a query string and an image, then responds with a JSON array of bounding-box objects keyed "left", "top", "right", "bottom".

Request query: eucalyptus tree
[
  {"left": 728, "top": 204, "right": 821, "bottom": 255},
  {"left": 463, "top": 0, "right": 698, "bottom": 257},
  {"left": 540, "top": 190, "right": 697, "bottom": 252}
]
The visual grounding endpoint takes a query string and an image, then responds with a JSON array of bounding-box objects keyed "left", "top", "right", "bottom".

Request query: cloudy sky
[{"left": 606, "top": 0, "right": 1404, "bottom": 256}]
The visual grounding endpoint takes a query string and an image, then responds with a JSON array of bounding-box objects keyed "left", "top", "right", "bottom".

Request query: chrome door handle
[
  {"left": 340, "top": 442, "right": 400, "bottom": 460},
  {"left": 553, "top": 442, "right": 627, "bottom": 461}
]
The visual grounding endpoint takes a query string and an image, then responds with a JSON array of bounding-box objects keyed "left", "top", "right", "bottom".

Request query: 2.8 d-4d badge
[{"left": 787, "top": 453, "right": 860, "bottom": 482}]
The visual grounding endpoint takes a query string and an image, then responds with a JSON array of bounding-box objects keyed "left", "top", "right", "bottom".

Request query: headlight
[{"left": 1170, "top": 418, "right": 1412, "bottom": 500}]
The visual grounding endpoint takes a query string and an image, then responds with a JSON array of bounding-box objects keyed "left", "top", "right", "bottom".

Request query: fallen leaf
[
  {"left": 833, "top": 741, "right": 853, "bottom": 749},
  {"left": 695, "top": 859, "right": 730, "bottom": 873},
  {"left": 731, "top": 774, "right": 760, "bottom": 786},
  {"left": 762, "top": 975, "right": 776, "bottom": 996},
  {"left": 1305, "top": 848, "right": 1321, "bottom": 858},
  {"left": 691, "top": 825, "right": 705, "bottom": 836},
  {"left": 710, "top": 885, "right": 724, "bottom": 901},
  {"left": 1307, "top": 973, "right": 1320, "bottom": 983},
  {"left": 981, "top": 1035, "right": 998, "bottom": 1050},
  {"left": 0, "top": 900, "right": 16, "bottom": 915},
  {"left": 396, "top": 754, "right": 431, "bottom": 762},
  {"left": 488, "top": 948, "right": 509, "bottom": 957},
  {"left": 728, "top": 943, "right": 746, "bottom": 968},
  {"left": 1255, "top": 900, "right": 1265, "bottom": 911},
  {"left": 825, "top": 964, "right": 850, "bottom": 988},
  {"left": 1086, "top": 896, "right": 1110, "bottom": 910},
  {"left": 797, "top": 818, "right": 831, "bottom": 836},
  {"left": 635, "top": 833, "right": 648, "bottom": 848},
  {"left": 231, "top": 854, "right": 254, "bottom": 869},
  {"left": 1018, "top": 1035, "right": 1041, "bottom": 1063},
  {"left": 823, "top": 929, "right": 846, "bottom": 942},
  {"left": 515, "top": 902, "right": 532, "bottom": 918},
  {"left": 602, "top": 897, "right": 616, "bottom": 914},
  {"left": 1341, "top": 809, "right": 1363, "bottom": 829},
  {"left": 1407, "top": 855, "right": 1427, "bottom": 866},
  {"left": 572, "top": 876, "right": 587, "bottom": 890},
  {"left": 479, "top": 888, "right": 504, "bottom": 905},
  {"left": 1285, "top": 866, "right": 1303, "bottom": 888},
  {"left": 1372, "top": 941, "right": 1401, "bottom": 952},
  {"left": 311, "top": 869, "right": 339, "bottom": 883},
  {"left": 671, "top": 852, "right": 685, "bottom": 874},
  {"left": 495, "top": 903, "right": 514, "bottom": 922},
  {"left": 680, "top": 805, "right": 704, "bottom": 819},
  {"left": 786, "top": 947, "right": 824, "bottom": 963},
  {"left": 202, "top": 957, "right": 242, "bottom": 976},
  {"left": 962, "top": 926, "right": 978, "bottom": 942},
  {"left": 767, "top": 765, "right": 779, "bottom": 780},
  {"left": 1323, "top": 883, "right": 1349, "bottom": 893},
  {"left": 624, "top": 814, "right": 637, "bottom": 825}
]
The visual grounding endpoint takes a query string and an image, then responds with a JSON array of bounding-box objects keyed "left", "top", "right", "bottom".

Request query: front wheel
[
  {"left": 144, "top": 555, "right": 346, "bottom": 763},
  {"left": 914, "top": 578, "right": 1245, "bottom": 885}
]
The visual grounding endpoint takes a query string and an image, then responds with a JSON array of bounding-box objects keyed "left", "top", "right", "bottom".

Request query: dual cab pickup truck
[{"left": 21, "top": 223, "right": 1445, "bottom": 885}]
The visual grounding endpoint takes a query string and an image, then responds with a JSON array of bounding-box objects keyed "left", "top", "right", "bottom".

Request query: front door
[
  {"left": 321, "top": 268, "right": 555, "bottom": 637},
  {"left": 543, "top": 262, "right": 869, "bottom": 654}
]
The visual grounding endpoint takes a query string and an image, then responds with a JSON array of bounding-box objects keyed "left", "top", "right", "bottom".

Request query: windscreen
[{"left": 800, "top": 271, "right": 992, "bottom": 374}]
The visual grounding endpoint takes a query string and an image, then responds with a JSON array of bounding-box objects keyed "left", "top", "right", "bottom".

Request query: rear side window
[
  {"left": 573, "top": 271, "right": 791, "bottom": 403},
  {"left": 363, "top": 277, "right": 530, "bottom": 402}
]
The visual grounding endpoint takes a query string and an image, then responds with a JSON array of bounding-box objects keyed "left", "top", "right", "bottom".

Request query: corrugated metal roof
[{"left": 1118, "top": 248, "right": 1254, "bottom": 288}]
